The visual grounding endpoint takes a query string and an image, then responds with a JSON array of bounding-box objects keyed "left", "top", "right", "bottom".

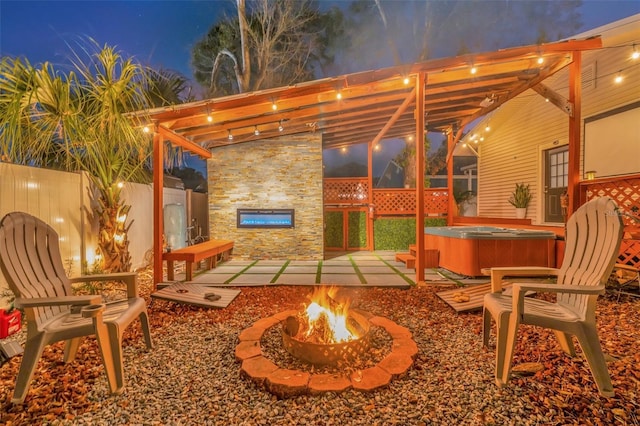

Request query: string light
[
  {"left": 278, "top": 120, "right": 284, "bottom": 132},
  {"left": 143, "top": 125, "right": 150, "bottom": 133},
  {"left": 336, "top": 91, "right": 342, "bottom": 100},
  {"left": 470, "top": 66, "right": 477, "bottom": 74},
  {"left": 485, "top": 124, "right": 490, "bottom": 132},
  {"left": 614, "top": 72, "right": 623, "bottom": 84},
  {"left": 537, "top": 56, "right": 544, "bottom": 65},
  {"left": 254, "top": 125, "right": 260, "bottom": 136},
  {"left": 207, "top": 114, "right": 213, "bottom": 123},
  {"left": 272, "top": 102, "right": 278, "bottom": 111},
  {"left": 403, "top": 77, "right": 410, "bottom": 85},
  {"left": 228, "top": 130, "right": 234, "bottom": 141},
  {"left": 632, "top": 45, "right": 639, "bottom": 60}
]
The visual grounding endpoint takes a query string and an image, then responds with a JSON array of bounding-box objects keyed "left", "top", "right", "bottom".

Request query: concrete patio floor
[{"left": 163, "top": 250, "right": 490, "bottom": 288}]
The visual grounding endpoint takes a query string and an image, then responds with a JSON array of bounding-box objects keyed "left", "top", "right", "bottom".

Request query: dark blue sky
[
  {"left": 2, "top": 1, "right": 639, "bottom": 79},
  {"left": 2, "top": 1, "right": 639, "bottom": 175}
]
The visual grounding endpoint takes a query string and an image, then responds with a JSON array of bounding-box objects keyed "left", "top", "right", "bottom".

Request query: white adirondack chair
[
  {"left": 0, "top": 212, "right": 153, "bottom": 404},
  {"left": 482, "top": 196, "right": 623, "bottom": 397}
]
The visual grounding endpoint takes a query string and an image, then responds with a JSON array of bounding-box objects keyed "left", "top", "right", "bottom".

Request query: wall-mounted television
[{"left": 237, "top": 209, "right": 295, "bottom": 228}]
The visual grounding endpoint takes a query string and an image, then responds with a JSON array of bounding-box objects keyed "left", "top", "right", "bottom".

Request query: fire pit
[
  {"left": 236, "top": 286, "right": 418, "bottom": 397},
  {"left": 282, "top": 286, "right": 370, "bottom": 365}
]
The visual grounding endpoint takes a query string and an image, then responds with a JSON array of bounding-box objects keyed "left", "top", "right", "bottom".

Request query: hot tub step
[
  {"left": 395, "top": 253, "right": 415, "bottom": 269},
  {"left": 407, "top": 246, "right": 439, "bottom": 268}
]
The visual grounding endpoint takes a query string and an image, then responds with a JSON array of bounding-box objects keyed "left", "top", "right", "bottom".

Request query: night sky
[
  {"left": 2, "top": 1, "right": 639, "bottom": 174},
  {"left": 2, "top": 1, "right": 640, "bottom": 79}
]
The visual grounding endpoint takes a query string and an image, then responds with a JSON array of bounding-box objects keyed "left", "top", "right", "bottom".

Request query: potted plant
[
  {"left": 454, "top": 189, "right": 476, "bottom": 217},
  {"left": 508, "top": 183, "right": 532, "bottom": 219}
]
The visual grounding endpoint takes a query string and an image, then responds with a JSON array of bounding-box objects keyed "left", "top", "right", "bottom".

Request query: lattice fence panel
[
  {"left": 374, "top": 190, "right": 416, "bottom": 215},
  {"left": 582, "top": 175, "right": 640, "bottom": 268},
  {"left": 618, "top": 240, "right": 640, "bottom": 268},
  {"left": 424, "top": 189, "right": 449, "bottom": 215},
  {"left": 373, "top": 188, "right": 449, "bottom": 216},
  {"left": 324, "top": 178, "right": 369, "bottom": 204}
]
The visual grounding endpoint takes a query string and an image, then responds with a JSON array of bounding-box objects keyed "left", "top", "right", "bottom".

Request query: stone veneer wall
[{"left": 207, "top": 134, "right": 324, "bottom": 260}]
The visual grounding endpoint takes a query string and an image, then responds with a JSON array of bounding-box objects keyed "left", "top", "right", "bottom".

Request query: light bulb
[
  {"left": 470, "top": 66, "right": 477, "bottom": 74},
  {"left": 272, "top": 102, "right": 278, "bottom": 111},
  {"left": 278, "top": 121, "right": 284, "bottom": 132},
  {"left": 336, "top": 91, "right": 342, "bottom": 100},
  {"left": 254, "top": 126, "right": 260, "bottom": 136},
  {"left": 207, "top": 115, "right": 213, "bottom": 123},
  {"left": 228, "top": 130, "right": 233, "bottom": 141},
  {"left": 614, "top": 73, "right": 623, "bottom": 84}
]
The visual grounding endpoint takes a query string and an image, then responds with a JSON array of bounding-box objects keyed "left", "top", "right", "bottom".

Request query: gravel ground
[{"left": 1, "top": 269, "right": 639, "bottom": 425}]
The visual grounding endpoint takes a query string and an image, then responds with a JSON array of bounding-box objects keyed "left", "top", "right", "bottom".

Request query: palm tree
[{"left": 0, "top": 45, "right": 155, "bottom": 272}]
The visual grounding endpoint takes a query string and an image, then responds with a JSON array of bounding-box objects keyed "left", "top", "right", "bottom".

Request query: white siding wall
[{"left": 476, "top": 16, "right": 640, "bottom": 224}]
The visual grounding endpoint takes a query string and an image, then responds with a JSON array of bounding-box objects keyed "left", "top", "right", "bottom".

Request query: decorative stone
[
  {"left": 511, "top": 362, "right": 544, "bottom": 376},
  {"left": 235, "top": 310, "right": 416, "bottom": 397},
  {"left": 238, "top": 326, "right": 265, "bottom": 342},
  {"left": 378, "top": 352, "right": 414, "bottom": 377},
  {"left": 350, "top": 366, "right": 392, "bottom": 392},
  {"left": 235, "top": 340, "right": 261, "bottom": 361},
  {"left": 253, "top": 316, "right": 281, "bottom": 330},
  {"left": 392, "top": 338, "right": 419, "bottom": 359},
  {"left": 266, "top": 369, "right": 310, "bottom": 398},
  {"left": 370, "top": 316, "right": 413, "bottom": 338},
  {"left": 308, "top": 373, "right": 352, "bottom": 394},
  {"left": 240, "top": 356, "right": 279, "bottom": 385},
  {"left": 273, "top": 310, "right": 298, "bottom": 321}
]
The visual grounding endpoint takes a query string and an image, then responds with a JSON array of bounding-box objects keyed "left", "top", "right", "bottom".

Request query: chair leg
[
  {"left": 63, "top": 337, "right": 82, "bottom": 363},
  {"left": 552, "top": 331, "right": 576, "bottom": 357},
  {"left": 106, "top": 322, "right": 126, "bottom": 392},
  {"left": 574, "top": 326, "right": 614, "bottom": 397},
  {"left": 496, "top": 313, "right": 519, "bottom": 387},
  {"left": 91, "top": 316, "right": 122, "bottom": 394},
  {"left": 482, "top": 307, "right": 492, "bottom": 348},
  {"left": 139, "top": 310, "right": 153, "bottom": 350},
  {"left": 12, "top": 333, "right": 48, "bottom": 404}
]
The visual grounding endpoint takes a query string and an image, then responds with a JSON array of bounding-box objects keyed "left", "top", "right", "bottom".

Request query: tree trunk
[{"left": 93, "top": 190, "right": 132, "bottom": 273}]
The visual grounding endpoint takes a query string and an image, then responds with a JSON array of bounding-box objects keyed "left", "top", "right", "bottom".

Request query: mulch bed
[{"left": 1, "top": 266, "right": 639, "bottom": 425}]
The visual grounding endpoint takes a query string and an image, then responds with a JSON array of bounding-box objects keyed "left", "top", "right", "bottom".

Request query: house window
[{"left": 549, "top": 149, "right": 568, "bottom": 189}]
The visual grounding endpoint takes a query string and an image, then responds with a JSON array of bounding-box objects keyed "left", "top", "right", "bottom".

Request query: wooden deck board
[{"left": 151, "top": 282, "right": 240, "bottom": 308}]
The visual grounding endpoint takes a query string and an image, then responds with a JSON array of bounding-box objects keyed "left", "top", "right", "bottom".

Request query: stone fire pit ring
[{"left": 235, "top": 309, "right": 418, "bottom": 398}]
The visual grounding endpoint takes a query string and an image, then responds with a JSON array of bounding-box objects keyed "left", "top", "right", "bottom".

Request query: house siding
[{"left": 476, "top": 16, "right": 640, "bottom": 224}]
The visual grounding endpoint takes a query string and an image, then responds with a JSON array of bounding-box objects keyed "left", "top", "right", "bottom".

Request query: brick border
[{"left": 235, "top": 310, "right": 417, "bottom": 397}]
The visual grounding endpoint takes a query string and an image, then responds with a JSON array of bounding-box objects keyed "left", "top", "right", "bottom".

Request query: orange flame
[{"left": 297, "top": 286, "right": 360, "bottom": 344}]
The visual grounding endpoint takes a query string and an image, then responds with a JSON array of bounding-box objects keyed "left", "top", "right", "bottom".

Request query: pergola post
[
  {"left": 153, "top": 130, "right": 164, "bottom": 290},
  {"left": 415, "top": 72, "right": 426, "bottom": 284},
  {"left": 567, "top": 51, "right": 582, "bottom": 216},
  {"left": 367, "top": 141, "right": 374, "bottom": 250}
]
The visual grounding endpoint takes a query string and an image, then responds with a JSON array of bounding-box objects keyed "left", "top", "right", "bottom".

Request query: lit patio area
[{"left": 1, "top": 265, "right": 638, "bottom": 424}]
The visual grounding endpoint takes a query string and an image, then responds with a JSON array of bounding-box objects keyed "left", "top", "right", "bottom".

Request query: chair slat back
[
  {"left": 557, "top": 197, "right": 623, "bottom": 315},
  {"left": 0, "top": 212, "right": 73, "bottom": 329}
]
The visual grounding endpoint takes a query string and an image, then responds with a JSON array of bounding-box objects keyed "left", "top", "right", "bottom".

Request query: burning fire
[{"left": 294, "top": 286, "right": 361, "bottom": 344}]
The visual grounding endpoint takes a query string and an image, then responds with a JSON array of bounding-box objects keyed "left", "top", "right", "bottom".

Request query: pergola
[{"left": 138, "top": 36, "right": 602, "bottom": 286}]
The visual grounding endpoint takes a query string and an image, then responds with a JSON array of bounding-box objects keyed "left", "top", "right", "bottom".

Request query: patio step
[
  {"left": 395, "top": 253, "right": 416, "bottom": 269},
  {"left": 408, "top": 245, "right": 440, "bottom": 268}
]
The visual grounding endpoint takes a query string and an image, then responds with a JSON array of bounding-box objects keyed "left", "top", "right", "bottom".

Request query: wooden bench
[{"left": 163, "top": 240, "right": 234, "bottom": 281}]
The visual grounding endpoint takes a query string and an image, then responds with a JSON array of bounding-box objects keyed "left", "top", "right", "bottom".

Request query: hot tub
[{"left": 424, "top": 226, "right": 557, "bottom": 277}]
